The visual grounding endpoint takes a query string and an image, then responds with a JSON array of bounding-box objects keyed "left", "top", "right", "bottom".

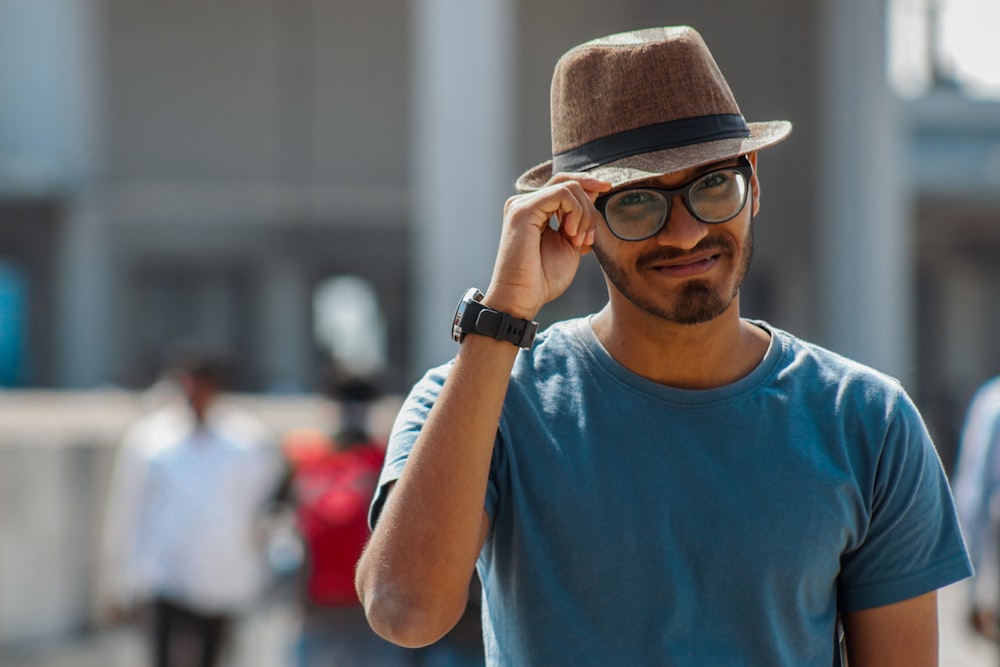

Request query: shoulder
[
  {"left": 210, "top": 402, "right": 272, "bottom": 447},
  {"left": 768, "top": 324, "right": 907, "bottom": 401},
  {"left": 511, "top": 317, "right": 594, "bottom": 379},
  {"left": 965, "top": 376, "right": 1000, "bottom": 420},
  {"left": 523, "top": 316, "right": 590, "bottom": 355},
  {"left": 119, "top": 404, "right": 189, "bottom": 456},
  {"left": 405, "top": 317, "right": 591, "bottom": 400},
  {"left": 974, "top": 374, "right": 1000, "bottom": 398},
  {"left": 761, "top": 324, "right": 919, "bottom": 439},
  {"left": 390, "top": 318, "right": 589, "bottom": 440},
  {"left": 770, "top": 330, "right": 938, "bottom": 478},
  {"left": 282, "top": 427, "right": 333, "bottom": 466}
]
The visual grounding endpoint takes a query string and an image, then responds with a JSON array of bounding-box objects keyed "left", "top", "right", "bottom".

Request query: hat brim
[{"left": 514, "top": 120, "right": 792, "bottom": 193}]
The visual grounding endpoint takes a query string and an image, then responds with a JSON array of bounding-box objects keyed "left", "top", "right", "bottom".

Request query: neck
[{"left": 590, "top": 297, "right": 769, "bottom": 390}]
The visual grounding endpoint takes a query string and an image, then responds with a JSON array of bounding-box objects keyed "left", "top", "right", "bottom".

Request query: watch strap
[
  {"left": 457, "top": 293, "right": 538, "bottom": 349},
  {"left": 474, "top": 307, "right": 538, "bottom": 349}
]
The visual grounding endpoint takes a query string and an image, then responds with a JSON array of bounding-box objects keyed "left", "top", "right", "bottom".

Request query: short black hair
[
  {"left": 320, "top": 363, "right": 380, "bottom": 403},
  {"left": 163, "top": 339, "right": 233, "bottom": 387}
]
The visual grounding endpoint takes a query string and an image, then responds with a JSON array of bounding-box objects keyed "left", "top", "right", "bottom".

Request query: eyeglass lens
[{"left": 601, "top": 165, "right": 750, "bottom": 241}]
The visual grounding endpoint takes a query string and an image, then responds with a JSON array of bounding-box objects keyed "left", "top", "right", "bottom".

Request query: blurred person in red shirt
[{"left": 273, "top": 371, "right": 415, "bottom": 667}]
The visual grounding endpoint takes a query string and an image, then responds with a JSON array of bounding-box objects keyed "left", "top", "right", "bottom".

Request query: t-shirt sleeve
[
  {"left": 368, "top": 361, "right": 503, "bottom": 530},
  {"left": 368, "top": 366, "right": 446, "bottom": 528},
  {"left": 837, "top": 390, "right": 973, "bottom": 612}
]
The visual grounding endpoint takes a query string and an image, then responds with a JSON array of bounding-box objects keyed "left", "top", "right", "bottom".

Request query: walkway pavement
[
  {"left": 0, "top": 594, "right": 299, "bottom": 667},
  {"left": 2, "top": 581, "right": 996, "bottom": 666},
  {"left": 941, "top": 581, "right": 998, "bottom": 666}
]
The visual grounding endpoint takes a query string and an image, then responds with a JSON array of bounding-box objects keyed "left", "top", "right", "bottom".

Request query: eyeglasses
[{"left": 595, "top": 156, "right": 752, "bottom": 241}]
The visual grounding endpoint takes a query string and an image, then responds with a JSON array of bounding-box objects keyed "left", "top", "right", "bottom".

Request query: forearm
[{"left": 356, "top": 334, "right": 519, "bottom": 647}]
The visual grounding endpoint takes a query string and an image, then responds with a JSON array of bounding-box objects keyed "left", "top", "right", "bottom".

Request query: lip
[{"left": 648, "top": 252, "right": 721, "bottom": 279}]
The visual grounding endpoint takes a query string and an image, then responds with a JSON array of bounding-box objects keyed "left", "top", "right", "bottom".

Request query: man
[
  {"left": 356, "top": 27, "right": 972, "bottom": 666},
  {"left": 953, "top": 375, "right": 1000, "bottom": 640},
  {"left": 103, "top": 343, "right": 281, "bottom": 667},
  {"left": 273, "top": 373, "right": 417, "bottom": 666}
]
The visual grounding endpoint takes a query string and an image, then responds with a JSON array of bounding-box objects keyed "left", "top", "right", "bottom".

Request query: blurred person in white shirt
[{"left": 102, "top": 342, "right": 282, "bottom": 667}]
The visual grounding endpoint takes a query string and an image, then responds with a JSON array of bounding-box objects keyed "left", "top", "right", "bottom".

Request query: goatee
[{"left": 592, "top": 225, "right": 754, "bottom": 325}]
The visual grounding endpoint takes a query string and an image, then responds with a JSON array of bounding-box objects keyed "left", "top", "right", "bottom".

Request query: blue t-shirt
[{"left": 373, "top": 318, "right": 971, "bottom": 666}]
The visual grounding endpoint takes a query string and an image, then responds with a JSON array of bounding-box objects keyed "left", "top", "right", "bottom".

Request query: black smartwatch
[{"left": 452, "top": 288, "right": 538, "bottom": 349}]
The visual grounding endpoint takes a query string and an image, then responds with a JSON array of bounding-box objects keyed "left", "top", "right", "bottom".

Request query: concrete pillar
[
  {"left": 0, "top": 0, "right": 110, "bottom": 387},
  {"left": 818, "top": 0, "right": 912, "bottom": 385},
  {"left": 943, "top": 267, "right": 990, "bottom": 385},
  {"left": 256, "top": 254, "right": 310, "bottom": 392},
  {"left": 410, "top": 0, "right": 516, "bottom": 376},
  {"left": 0, "top": 0, "right": 102, "bottom": 186},
  {"left": 57, "top": 204, "right": 112, "bottom": 389}
]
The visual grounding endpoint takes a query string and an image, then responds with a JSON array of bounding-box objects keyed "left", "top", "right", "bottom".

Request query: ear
[{"left": 748, "top": 151, "right": 760, "bottom": 217}]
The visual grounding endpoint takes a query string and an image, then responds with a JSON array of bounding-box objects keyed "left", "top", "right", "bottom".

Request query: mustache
[{"left": 636, "top": 237, "right": 734, "bottom": 269}]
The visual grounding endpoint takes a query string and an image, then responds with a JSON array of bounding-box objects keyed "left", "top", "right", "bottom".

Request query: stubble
[{"left": 592, "top": 224, "right": 754, "bottom": 325}]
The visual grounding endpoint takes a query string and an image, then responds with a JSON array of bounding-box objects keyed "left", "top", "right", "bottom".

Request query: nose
[{"left": 654, "top": 197, "right": 710, "bottom": 250}]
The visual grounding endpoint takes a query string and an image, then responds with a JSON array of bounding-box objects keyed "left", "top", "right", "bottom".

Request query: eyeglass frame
[{"left": 594, "top": 155, "right": 753, "bottom": 242}]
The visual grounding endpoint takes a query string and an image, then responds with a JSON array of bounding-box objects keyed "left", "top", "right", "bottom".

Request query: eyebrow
[{"left": 625, "top": 158, "right": 742, "bottom": 190}]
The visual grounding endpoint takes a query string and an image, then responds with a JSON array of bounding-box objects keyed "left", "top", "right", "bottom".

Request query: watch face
[
  {"left": 452, "top": 288, "right": 484, "bottom": 343},
  {"left": 452, "top": 300, "right": 469, "bottom": 342}
]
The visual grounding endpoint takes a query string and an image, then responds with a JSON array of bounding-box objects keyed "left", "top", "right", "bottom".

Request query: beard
[{"left": 592, "top": 223, "right": 754, "bottom": 325}]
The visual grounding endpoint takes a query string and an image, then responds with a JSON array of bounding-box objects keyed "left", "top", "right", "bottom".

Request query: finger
[
  {"left": 564, "top": 187, "right": 604, "bottom": 247},
  {"left": 550, "top": 182, "right": 593, "bottom": 244},
  {"left": 505, "top": 187, "right": 579, "bottom": 230},
  {"left": 548, "top": 172, "right": 612, "bottom": 199},
  {"left": 546, "top": 175, "right": 610, "bottom": 246},
  {"left": 518, "top": 181, "right": 586, "bottom": 234},
  {"left": 509, "top": 179, "right": 601, "bottom": 245}
]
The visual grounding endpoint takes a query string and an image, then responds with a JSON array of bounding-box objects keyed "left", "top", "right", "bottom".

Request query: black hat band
[{"left": 552, "top": 113, "right": 750, "bottom": 173}]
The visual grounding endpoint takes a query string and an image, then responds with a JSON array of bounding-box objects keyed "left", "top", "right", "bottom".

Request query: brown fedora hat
[{"left": 515, "top": 26, "right": 792, "bottom": 192}]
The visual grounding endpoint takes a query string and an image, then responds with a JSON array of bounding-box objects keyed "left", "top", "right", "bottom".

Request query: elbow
[
  {"left": 363, "top": 595, "right": 450, "bottom": 649},
  {"left": 358, "top": 575, "right": 465, "bottom": 648}
]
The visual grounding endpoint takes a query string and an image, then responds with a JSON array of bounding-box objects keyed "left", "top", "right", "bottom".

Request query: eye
[
  {"left": 693, "top": 171, "right": 733, "bottom": 193},
  {"left": 688, "top": 168, "right": 749, "bottom": 222},
  {"left": 614, "top": 190, "right": 659, "bottom": 208},
  {"left": 605, "top": 189, "right": 668, "bottom": 237}
]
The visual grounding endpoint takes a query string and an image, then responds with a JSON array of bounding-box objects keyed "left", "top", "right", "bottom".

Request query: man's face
[
  {"left": 180, "top": 372, "right": 219, "bottom": 419},
  {"left": 591, "top": 155, "right": 759, "bottom": 325}
]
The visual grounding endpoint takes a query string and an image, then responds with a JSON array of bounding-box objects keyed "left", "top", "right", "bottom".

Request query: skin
[
  {"left": 179, "top": 372, "right": 219, "bottom": 423},
  {"left": 355, "top": 153, "right": 941, "bottom": 664},
  {"left": 970, "top": 607, "right": 1000, "bottom": 640}
]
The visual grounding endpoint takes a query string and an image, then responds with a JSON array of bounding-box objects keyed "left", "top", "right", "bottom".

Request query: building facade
[{"left": 1, "top": 0, "right": 999, "bottom": 460}]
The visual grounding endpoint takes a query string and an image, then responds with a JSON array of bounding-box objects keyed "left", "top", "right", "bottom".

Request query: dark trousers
[{"left": 150, "top": 597, "right": 231, "bottom": 667}]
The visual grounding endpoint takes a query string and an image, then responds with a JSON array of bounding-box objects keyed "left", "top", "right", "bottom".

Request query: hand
[
  {"left": 970, "top": 607, "right": 1000, "bottom": 640},
  {"left": 486, "top": 173, "right": 611, "bottom": 319},
  {"left": 103, "top": 600, "right": 134, "bottom": 625}
]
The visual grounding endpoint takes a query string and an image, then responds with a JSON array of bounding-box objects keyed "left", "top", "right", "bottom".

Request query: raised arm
[
  {"left": 354, "top": 175, "right": 609, "bottom": 648},
  {"left": 841, "top": 592, "right": 939, "bottom": 667}
]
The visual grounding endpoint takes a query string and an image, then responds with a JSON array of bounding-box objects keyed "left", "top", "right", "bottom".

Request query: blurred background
[{"left": 1, "top": 0, "right": 999, "bottom": 664}]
